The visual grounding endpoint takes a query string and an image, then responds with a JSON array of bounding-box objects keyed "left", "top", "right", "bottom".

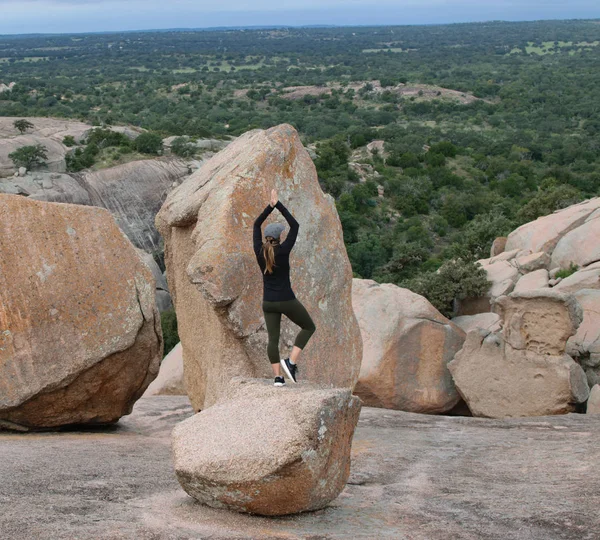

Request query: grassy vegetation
[{"left": 555, "top": 263, "right": 580, "bottom": 280}]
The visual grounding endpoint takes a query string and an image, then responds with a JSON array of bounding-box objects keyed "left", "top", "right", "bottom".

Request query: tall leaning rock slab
[
  {"left": 156, "top": 124, "right": 362, "bottom": 410},
  {"left": 0, "top": 194, "right": 162, "bottom": 430}
]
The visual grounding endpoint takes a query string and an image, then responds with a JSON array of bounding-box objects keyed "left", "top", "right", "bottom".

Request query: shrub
[
  {"left": 450, "top": 210, "right": 514, "bottom": 261},
  {"left": 8, "top": 144, "right": 48, "bottom": 170},
  {"left": 555, "top": 263, "right": 579, "bottom": 280},
  {"left": 160, "top": 309, "right": 179, "bottom": 357},
  {"left": 133, "top": 132, "right": 164, "bottom": 155},
  {"left": 65, "top": 143, "right": 99, "bottom": 172},
  {"left": 86, "top": 128, "right": 130, "bottom": 149},
  {"left": 403, "top": 259, "right": 491, "bottom": 317},
  {"left": 171, "top": 136, "right": 196, "bottom": 158},
  {"left": 62, "top": 135, "right": 76, "bottom": 147}
]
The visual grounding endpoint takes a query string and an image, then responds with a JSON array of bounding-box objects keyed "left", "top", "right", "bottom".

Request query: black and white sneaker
[
  {"left": 280, "top": 358, "right": 298, "bottom": 384},
  {"left": 274, "top": 376, "right": 285, "bottom": 387}
]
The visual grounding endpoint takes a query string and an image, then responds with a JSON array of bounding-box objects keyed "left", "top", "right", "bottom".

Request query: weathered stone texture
[
  {"left": 352, "top": 278, "right": 464, "bottom": 413},
  {"left": 0, "top": 194, "right": 162, "bottom": 430},
  {"left": 156, "top": 124, "right": 362, "bottom": 410},
  {"left": 172, "top": 378, "right": 361, "bottom": 516}
]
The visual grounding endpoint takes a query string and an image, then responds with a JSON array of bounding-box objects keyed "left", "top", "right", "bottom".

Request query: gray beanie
[{"left": 264, "top": 222, "right": 285, "bottom": 240}]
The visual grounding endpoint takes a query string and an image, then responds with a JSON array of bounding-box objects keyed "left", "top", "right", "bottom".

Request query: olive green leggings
[{"left": 262, "top": 298, "right": 317, "bottom": 364}]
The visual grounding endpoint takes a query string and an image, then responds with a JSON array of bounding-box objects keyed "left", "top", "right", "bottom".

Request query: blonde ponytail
[{"left": 262, "top": 237, "right": 279, "bottom": 274}]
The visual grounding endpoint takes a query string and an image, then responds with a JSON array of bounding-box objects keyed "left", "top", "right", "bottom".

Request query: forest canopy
[{"left": 1, "top": 19, "right": 599, "bottom": 314}]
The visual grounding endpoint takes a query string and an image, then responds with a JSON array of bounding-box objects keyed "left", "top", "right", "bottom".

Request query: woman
[{"left": 253, "top": 189, "right": 316, "bottom": 386}]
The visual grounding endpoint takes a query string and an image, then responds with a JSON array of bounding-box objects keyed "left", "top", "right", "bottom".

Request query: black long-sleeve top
[{"left": 253, "top": 200, "right": 299, "bottom": 302}]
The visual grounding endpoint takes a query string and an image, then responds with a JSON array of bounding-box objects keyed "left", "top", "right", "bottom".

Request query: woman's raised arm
[
  {"left": 253, "top": 203, "right": 275, "bottom": 257},
  {"left": 276, "top": 201, "right": 299, "bottom": 252}
]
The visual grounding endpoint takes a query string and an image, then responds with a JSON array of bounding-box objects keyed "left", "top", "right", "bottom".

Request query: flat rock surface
[{"left": 1, "top": 396, "right": 599, "bottom": 539}]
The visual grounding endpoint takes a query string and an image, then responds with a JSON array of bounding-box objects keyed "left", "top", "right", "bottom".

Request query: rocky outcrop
[
  {"left": 0, "top": 82, "right": 16, "bottom": 93},
  {"left": 588, "top": 385, "right": 600, "bottom": 414},
  {"left": 448, "top": 290, "right": 589, "bottom": 418},
  {"left": 451, "top": 313, "right": 501, "bottom": 334},
  {"left": 554, "top": 262, "right": 600, "bottom": 293},
  {"left": 513, "top": 268, "right": 549, "bottom": 293},
  {"left": 80, "top": 159, "right": 189, "bottom": 252},
  {"left": 551, "top": 212, "right": 600, "bottom": 269},
  {"left": 156, "top": 124, "right": 362, "bottom": 411},
  {"left": 0, "top": 117, "right": 92, "bottom": 177},
  {"left": 171, "top": 378, "right": 361, "bottom": 516},
  {"left": 0, "top": 160, "right": 189, "bottom": 252},
  {"left": 352, "top": 279, "right": 464, "bottom": 413},
  {"left": 0, "top": 172, "right": 91, "bottom": 204},
  {"left": 484, "top": 260, "right": 520, "bottom": 297},
  {"left": 490, "top": 237, "right": 507, "bottom": 257},
  {"left": 144, "top": 343, "right": 185, "bottom": 396},
  {"left": 506, "top": 198, "right": 600, "bottom": 255},
  {"left": 163, "top": 136, "right": 230, "bottom": 153},
  {"left": 514, "top": 251, "right": 551, "bottom": 273},
  {"left": 458, "top": 200, "right": 600, "bottom": 317},
  {"left": 567, "top": 289, "right": 600, "bottom": 388},
  {"left": 0, "top": 194, "right": 162, "bottom": 430}
]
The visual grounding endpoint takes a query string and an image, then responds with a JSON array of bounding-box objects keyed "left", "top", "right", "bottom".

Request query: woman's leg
[
  {"left": 282, "top": 298, "right": 316, "bottom": 364},
  {"left": 263, "top": 303, "right": 283, "bottom": 376}
]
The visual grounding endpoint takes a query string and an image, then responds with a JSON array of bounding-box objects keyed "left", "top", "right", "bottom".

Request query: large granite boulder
[
  {"left": 505, "top": 198, "right": 600, "bottom": 255},
  {"left": 156, "top": 124, "right": 362, "bottom": 411},
  {"left": 448, "top": 290, "right": 589, "bottom": 418},
  {"left": 551, "top": 213, "right": 600, "bottom": 270},
  {"left": 0, "top": 194, "right": 162, "bottom": 430},
  {"left": 172, "top": 378, "right": 361, "bottom": 516},
  {"left": 0, "top": 172, "right": 91, "bottom": 204},
  {"left": 0, "top": 160, "right": 189, "bottom": 253},
  {"left": 567, "top": 289, "right": 600, "bottom": 388},
  {"left": 144, "top": 343, "right": 185, "bottom": 396},
  {"left": 451, "top": 313, "right": 501, "bottom": 334},
  {"left": 554, "top": 262, "right": 600, "bottom": 294},
  {"left": 490, "top": 236, "right": 507, "bottom": 257},
  {"left": 80, "top": 158, "right": 189, "bottom": 252},
  {"left": 513, "top": 269, "right": 549, "bottom": 293},
  {"left": 352, "top": 279, "right": 464, "bottom": 413}
]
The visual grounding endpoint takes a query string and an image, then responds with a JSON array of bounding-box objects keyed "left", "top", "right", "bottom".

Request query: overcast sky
[{"left": 0, "top": 0, "right": 599, "bottom": 35}]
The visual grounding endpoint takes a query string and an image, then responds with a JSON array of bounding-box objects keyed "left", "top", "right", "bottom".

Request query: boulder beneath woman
[
  {"left": 156, "top": 124, "right": 362, "bottom": 411},
  {"left": 448, "top": 290, "right": 589, "bottom": 418},
  {"left": 171, "top": 378, "right": 361, "bottom": 516},
  {"left": 352, "top": 278, "right": 465, "bottom": 413},
  {"left": 0, "top": 194, "right": 162, "bottom": 430}
]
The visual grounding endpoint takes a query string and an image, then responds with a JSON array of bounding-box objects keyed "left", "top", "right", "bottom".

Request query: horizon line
[{"left": 1, "top": 16, "right": 599, "bottom": 38}]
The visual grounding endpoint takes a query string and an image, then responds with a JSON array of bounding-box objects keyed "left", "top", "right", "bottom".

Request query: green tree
[
  {"left": 404, "top": 259, "right": 490, "bottom": 317},
  {"left": 133, "top": 132, "right": 163, "bottom": 155},
  {"left": 160, "top": 310, "right": 179, "bottom": 357},
  {"left": 13, "top": 119, "right": 34, "bottom": 134},
  {"left": 171, "top": 136, "right": 196, "bottom": 158},
  {"left": 517, "top": 181, "right": 581, "bottom": 224},
  {"left": 8, "top": 144, "right": 48, "bottom": 170},
  {"left": 62, "top": 135, "right": 76, "bottom": 147}
]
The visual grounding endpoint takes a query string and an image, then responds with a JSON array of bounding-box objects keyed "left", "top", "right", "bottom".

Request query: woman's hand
[{"left": 270, "top": 189, "right": 278, "bottom": 207}]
